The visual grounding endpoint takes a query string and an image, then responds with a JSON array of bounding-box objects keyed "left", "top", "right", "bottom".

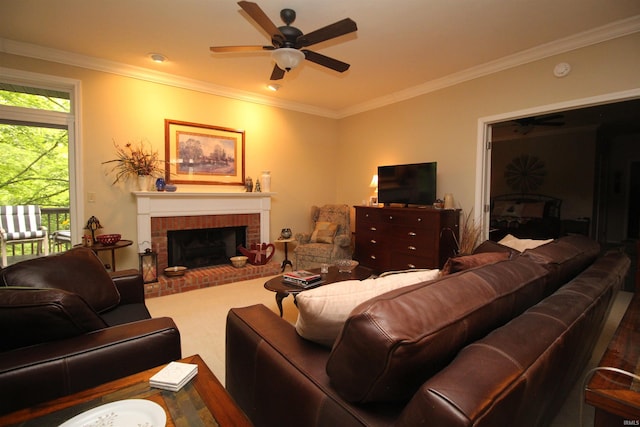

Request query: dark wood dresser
[{"left": 354, "top": 206, "right": 459, "bottom": 273}]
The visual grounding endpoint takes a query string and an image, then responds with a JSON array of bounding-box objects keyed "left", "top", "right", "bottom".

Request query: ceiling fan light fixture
[{"left": 271, "top": 48, "right": 304, "bottom": 71}]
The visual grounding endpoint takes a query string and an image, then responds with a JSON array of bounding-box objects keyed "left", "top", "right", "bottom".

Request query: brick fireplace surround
[{"left": 133, "top": 191, "right": 280, "bottom": 298}]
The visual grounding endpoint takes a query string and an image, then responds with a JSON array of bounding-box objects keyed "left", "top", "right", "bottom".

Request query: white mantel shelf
[{"left": 133, "top": 191, "right": 274, "bottom": 250}]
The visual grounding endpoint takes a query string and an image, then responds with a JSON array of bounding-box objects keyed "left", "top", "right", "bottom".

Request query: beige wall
[
  {"left": 2, "top": 32, "right": 639, "bottom": 268},
  {"left": 337, "top": 33, "right": 640, "bottom": 215},
  {"left": 1, "top": 54, "right": 339, "bottom": 269}
]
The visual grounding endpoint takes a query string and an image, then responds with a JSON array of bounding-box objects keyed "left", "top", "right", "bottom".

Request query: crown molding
[
  {"left": 0, "top": 38, "right": 340, "bottom": 119},
  {"left": 2, "top": 14, "right": 639, "bottom": 120},
  {"left": 336, "top": 15, "right": 640, "bottom": 118}
]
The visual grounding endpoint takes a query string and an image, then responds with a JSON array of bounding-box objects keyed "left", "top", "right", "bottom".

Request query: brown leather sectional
[
  {"left": 226, "top": 235, "right": 630, "bottom": 427},
  {"left": 0, "top": 247, "right": 181, "bottom": 415}
]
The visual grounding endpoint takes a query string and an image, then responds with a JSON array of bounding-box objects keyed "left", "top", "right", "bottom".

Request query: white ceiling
[{"left": 1, "top": 0, "right": 640, "bottom": 117}]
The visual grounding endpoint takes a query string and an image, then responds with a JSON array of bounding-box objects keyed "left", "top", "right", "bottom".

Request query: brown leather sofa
[
  {"left": 0, "top": 247, "right": 181, "bottom": 415},
  {"left": 226, "top": 235, "right": 630, "bottom": 427}
]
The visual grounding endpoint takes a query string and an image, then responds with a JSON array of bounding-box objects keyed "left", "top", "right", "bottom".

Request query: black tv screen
[{"left": 377, "top": 162, "right": 437, "bottom": 206}]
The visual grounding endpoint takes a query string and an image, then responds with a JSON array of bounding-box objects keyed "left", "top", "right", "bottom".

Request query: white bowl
[
  {"left": 230, "top": 255, "right": 248, "bottom": 268},
  {"left": 164, "top": 266, "right": 187, "bottom": 277}
]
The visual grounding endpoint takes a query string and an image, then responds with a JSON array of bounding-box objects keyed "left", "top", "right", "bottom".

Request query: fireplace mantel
[{"left": 133, "top": 191, "right": 273, "bottom": 251}]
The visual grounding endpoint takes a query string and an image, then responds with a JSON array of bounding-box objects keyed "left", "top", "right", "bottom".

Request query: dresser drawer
[
  {"left": 391, "top": 252, "right": 438, "bottom": 270},
  {"left": 356, "top": 246, "right": 390, "bottom": 271},
  {"left": 356, "top": 207, "right": 383, "bottom": 224},
  {"left": 382, "top": 210, "right": 436, "bottom": 229}
]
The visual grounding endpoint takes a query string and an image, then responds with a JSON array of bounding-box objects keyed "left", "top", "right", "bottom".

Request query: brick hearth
[{"left": 144, "top": 261, "right": 281, "bottom": 298}]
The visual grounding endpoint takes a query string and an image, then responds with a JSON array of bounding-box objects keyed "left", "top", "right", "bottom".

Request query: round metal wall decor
[{"left": 504, "top": 154, "right": 546, "bottom": 193}]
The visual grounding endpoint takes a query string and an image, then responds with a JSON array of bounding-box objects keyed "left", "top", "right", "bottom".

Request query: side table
[
  {"left": 275, "top": 237, "right": 295, "bottom": 272},
  {"left": 88, "top": 239, "right": 133, "bottom": 271}
]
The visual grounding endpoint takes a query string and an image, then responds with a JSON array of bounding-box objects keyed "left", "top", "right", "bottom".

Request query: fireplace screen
[{"left": 167, "top": 226, "right": 246, "bottom": 268}]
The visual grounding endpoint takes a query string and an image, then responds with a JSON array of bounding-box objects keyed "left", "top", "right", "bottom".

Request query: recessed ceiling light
[
  {"left": 149, "top": 53, "right": 167, "bottom": 63},
  {"left": 267, "top": 83, "right": 281, "bottom": 91}
]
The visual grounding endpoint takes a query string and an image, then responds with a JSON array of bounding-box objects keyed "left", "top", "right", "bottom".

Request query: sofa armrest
[
  {"left": 110, "top": 269, "right": 145, "bottom": 304},
  {"left": 0, "top": 317, "right": 181, "bottom": 415},
  {"left": 226, "top": 305, "right": 401, "bottom": 427}
]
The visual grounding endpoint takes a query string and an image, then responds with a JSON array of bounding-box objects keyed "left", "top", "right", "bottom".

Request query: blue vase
[{"left": 155, "top": 177, "right": 166, "bottom": 191}]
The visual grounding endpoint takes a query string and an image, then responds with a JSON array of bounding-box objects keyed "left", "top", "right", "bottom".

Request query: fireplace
[
  {"left": 133, "top": 191, "right": 278, "bottom": 297},
  {"left": 167, "top": 226, "right": 246, "bottom": 268}
]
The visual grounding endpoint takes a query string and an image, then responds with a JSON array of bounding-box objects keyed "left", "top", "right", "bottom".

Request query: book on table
[{"left": 283, "top": 270, "right": 322, "bottom": 286}]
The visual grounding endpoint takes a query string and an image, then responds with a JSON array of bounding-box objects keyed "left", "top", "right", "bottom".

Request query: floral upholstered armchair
[{"left": 294, "top": 204, "right": 353, "bottom": 270}]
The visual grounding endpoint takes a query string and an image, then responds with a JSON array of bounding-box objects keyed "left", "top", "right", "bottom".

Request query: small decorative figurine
[{"left": 245, "top": 177, "right": 253, "bottom": 192}]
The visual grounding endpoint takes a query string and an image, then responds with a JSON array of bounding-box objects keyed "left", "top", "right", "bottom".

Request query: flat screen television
[{"left": 377, "top": 162, "right": 437, "bottom": 207}]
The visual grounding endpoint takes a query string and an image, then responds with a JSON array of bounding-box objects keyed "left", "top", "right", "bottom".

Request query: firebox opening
[{"left": 167, "top": 226, "right": 246, "bottom": 269}]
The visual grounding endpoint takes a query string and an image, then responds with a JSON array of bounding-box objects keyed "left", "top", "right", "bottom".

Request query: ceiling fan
[
  {"left": 210, "top": 1, "right": 357, "bottom": 80},
  {"left": 511, "top": 114, "right": 565, "bottom": 134}
]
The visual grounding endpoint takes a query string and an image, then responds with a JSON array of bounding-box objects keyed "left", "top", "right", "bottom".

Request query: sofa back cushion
[
  {"left": 326, "top": 256, "right": 551, "bottom": 403},
  {"left": 0, "top": 287, "right": 108, "bottom": 351},
  {"left": 0, "top": 247, "right": 120, "bottom": 313},
  {"left": 520, "top": 234, "right": 600, "bottom": 295}
]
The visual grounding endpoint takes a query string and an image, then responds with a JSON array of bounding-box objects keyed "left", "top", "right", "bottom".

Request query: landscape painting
[{"left": 165, "top": 119, "right": 245, "bottom": 186}]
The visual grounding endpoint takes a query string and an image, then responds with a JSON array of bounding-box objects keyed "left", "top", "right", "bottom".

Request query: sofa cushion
[
  {"left": 295, "top": 269, "right": 440, "bottom": 347},
  {"left": 326, "top": 256, "right": 551, "bottom": 403},
  {"left": 0, "top": 247, "right": 120, "bottom": 313},
  {"left": 521, "top": 234, "right": 601, "bottom": 293},
  {"left": 0, "top": 287, "right": 108, "bottom": 351},
  {"left": 441, "top": 251, "right": 511, "bottom": 275},
  {"left": 310, "top": 221, "right": 339, "bottom": 243}
]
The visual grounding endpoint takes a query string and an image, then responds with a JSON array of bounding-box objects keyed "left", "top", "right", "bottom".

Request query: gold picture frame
[{"left": 164, "top": 119, "right": 245, "bottom": 186}]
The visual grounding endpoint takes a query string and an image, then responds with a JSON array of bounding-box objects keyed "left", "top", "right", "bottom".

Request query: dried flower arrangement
[
  {"left": 456, "top": 208, "right": 483, "bottom": 255},
  {"left": 102, "top": 139, "right": 162, "bottom": 184}
]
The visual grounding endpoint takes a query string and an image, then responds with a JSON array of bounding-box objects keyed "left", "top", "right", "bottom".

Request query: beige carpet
[{"left": 146, "top": 277, "right": 632, "bottom": 427}]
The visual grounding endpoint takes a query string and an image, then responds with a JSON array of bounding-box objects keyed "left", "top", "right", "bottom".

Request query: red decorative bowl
[{"left": 96, "top": 234, "right": 121, "bottom": 246}]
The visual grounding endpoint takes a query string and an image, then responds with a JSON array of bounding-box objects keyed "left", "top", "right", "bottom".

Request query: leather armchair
[
  {"left": 294, "top": 204, "right": 353, "bottom": 270},
  {"left": 0, "top": 247, "right": 181, "bottom": 415}
]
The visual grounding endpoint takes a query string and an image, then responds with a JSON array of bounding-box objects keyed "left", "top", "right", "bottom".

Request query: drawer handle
[
  {"left": 417, "top": 218, "right": 422, "bottom": 222},
  {"left": 370, "top": 226, "right": 377, "bottom": 231},
  {"left": 370, "top": 255, "right": 377, "bottom": 260},
  {"left": 388, "top": 215, "right": 393, "bottom": 220},
  {"left": 370, "top": 239, "right": 377, "bottom": 244},
  {"left": 408, "top": 231, "right": 417, "bottom": 236},
  {"left": 408, "top": 264, "right": 416, "bottom": 268},
  {"left": 408, "top": 245, "right": 417, "bottom": 251}
]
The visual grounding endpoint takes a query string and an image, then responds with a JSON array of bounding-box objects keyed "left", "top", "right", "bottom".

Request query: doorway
[
  {"left": 0, "top": 68, "right": 83, "bottom": 253},
  {"left": 478, "top": 91, "right": 640, "bottom": 246}
]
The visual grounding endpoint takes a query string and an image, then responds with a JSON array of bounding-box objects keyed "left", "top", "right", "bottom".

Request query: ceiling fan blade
[
  {"left": 238, "top": 1, "right": 284, "bottom": 44},
  {"left": 210, "top": 45, "right": 274, "bottom": 53},
  {"left": 270, "top": 65, "right": 285, "bottom": 80},
  {"left": 297, "top": 18, "right": 357, "bottom": 47},
  {"left": 302, "top": 50, "right": 350, "bottom": 72}
]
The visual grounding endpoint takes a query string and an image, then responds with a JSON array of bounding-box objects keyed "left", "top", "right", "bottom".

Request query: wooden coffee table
[
  {"left": 0, "top": 354, "right": 251, "bottom": 426},
  {"left": 264, "top": 265, "right": 374, "bottom": 316}
]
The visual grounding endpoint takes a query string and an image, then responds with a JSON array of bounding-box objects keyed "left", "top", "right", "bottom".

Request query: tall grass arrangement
[{"left": 456, "top": 208, "right": 483, "bottom": 255}]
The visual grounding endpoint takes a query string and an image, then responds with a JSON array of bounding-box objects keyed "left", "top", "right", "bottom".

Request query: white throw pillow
[
  {"left": 295, "top": 269, "right": 440, "bottom": 347},
  {"left": 498, "top": 234, "right": 553, "bottom": 252}
]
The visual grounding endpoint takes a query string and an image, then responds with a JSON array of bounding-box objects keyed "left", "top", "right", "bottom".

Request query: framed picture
[
  {"left": 369, "top": 195, "right": 378, "bottom": 206},
  {"left": 164, "top": 119, "right": 245, "bottom": 186}
]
